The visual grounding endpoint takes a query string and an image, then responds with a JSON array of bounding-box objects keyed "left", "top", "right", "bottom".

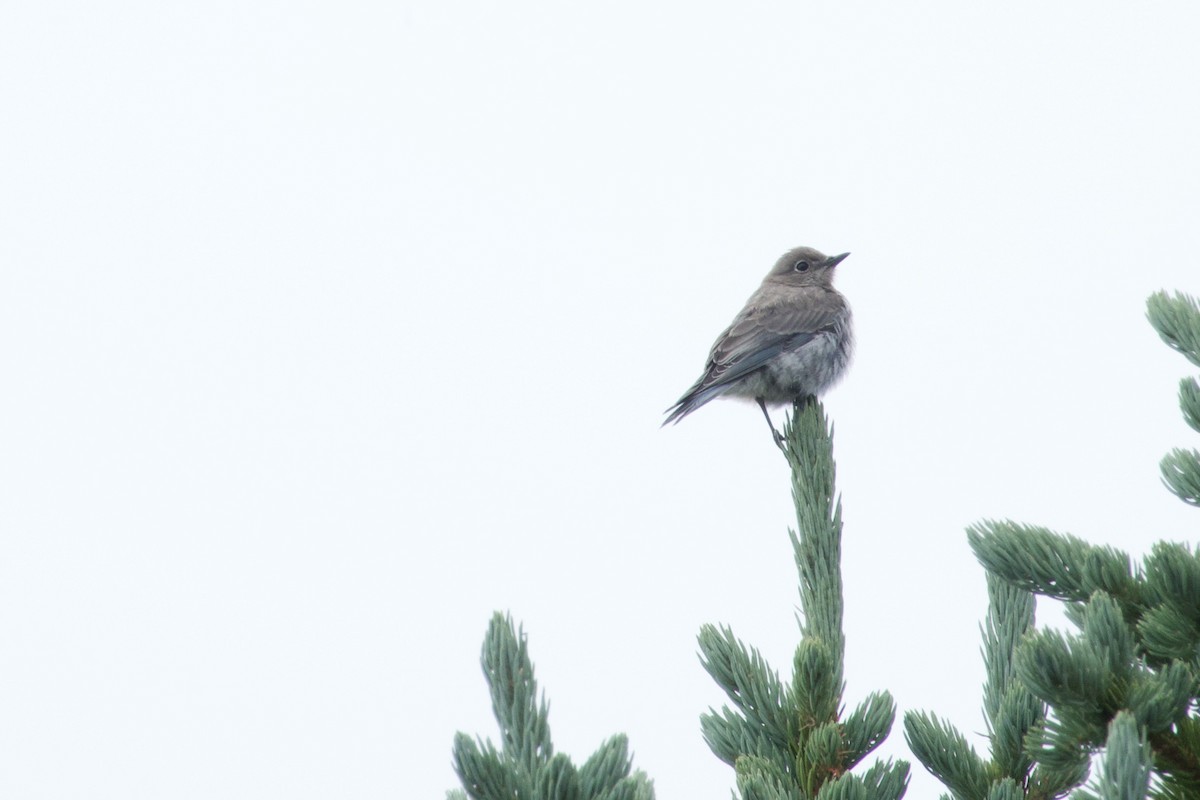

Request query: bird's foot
[{"left": 756, "top": 397, "right": 788, "bottom": 454}]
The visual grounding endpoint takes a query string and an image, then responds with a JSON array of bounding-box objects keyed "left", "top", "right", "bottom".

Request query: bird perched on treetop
[{"left": 663, "top": 246, "right": 853, "bottom": 448}]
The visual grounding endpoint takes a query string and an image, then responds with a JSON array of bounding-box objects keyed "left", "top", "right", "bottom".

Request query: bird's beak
[{"left": 825, "top": 252, "right": 851, "bottom": 268}]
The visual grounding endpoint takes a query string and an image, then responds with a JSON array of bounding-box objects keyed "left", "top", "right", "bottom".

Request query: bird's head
[{"left": 765, "top": 246, "right": 850, "bottom": 287}]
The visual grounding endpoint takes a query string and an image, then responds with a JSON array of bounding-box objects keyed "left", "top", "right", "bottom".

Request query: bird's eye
[{"left": 793, "top": 260, "right": 810, "bottom": 272}]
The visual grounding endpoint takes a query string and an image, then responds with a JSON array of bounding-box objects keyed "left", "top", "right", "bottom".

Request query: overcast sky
[{"left": 3, "top": 3, "right": 1200, "bottom": 799}]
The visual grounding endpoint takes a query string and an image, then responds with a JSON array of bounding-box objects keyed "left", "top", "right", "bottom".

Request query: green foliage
[
  {"left": 448, "top": 613, "right": 655, "bottom": 800},
  {"left": 1149, "top": 291, "right": 1200, "bottom": 506},
  {"left": 965, "top": 529, "right": 1200, "bottom": 796},
  {"left": 1160, "top": 448, "right": 1200, "bottom": 507},
  {"left": 699, "top": 401, "right": 909, "bottom": 800},
  {"left": 904, "top": 572, "right": 1060, "bottom": 800},
  {"left": 449, "top": 290, "right": 1200, "bottom": 800},
  {"left": 1147, "top": 291, "right": 1200, "bottom": 370},
  {"left": 904, "top": 711, "right": 992, "bottom": 800},
  {"left": 1071, "top": 713, "right": 1154, "bottom": 800},
  {"left": 907, "top": 291, "right": 1200, "bottom": 800},
  {"left": 968, "top": 523, "right": 1139, "bottom": 610}
]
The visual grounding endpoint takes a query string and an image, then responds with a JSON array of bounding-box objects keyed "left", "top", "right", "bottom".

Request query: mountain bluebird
[{"left": 663, "top": 246, "right": 853, "bottom": 447}]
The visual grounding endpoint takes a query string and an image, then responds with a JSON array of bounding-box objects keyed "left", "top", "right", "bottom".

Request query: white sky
[{"left": 3, "top": 2, "right": 1199, "bottom": 798}]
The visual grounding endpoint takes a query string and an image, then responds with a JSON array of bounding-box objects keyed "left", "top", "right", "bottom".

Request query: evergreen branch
[
  {"left": 1138, "top": 543, "right": 1200, "bottom": 670},
  {"left": 1147, "top": 291, "right": 1200, "bottom": 369},
  {"left": 1159, "top": 449, "right": 1200, "bottom": 506},
  {"left": 1100, "top": 714, "right": 1154, "bottom": 800},
  {"left": 980, "top": 575, "right": 1044, "bottom": 783},
  {"left": 1023, "top": 714, "right": 1096, "bottom": 775},
  {"left": 1071, "top": 712, "right": 1153, "bottom": 800},
  {"left": 1129, "top": 661, "right": 1194, "bottom": 734},
  {"left": 598, "top": 774, "right": 656, "bottom": 800},
  {"left": 481, "top": 613, "right": 553, "bottom": 769},
  {"left": 984, "top": 778, "right": 1023, "bottom": 800},
  {"left": 783, "top": 400, "right": 846, "bottom": 672},
  {"left": 981, "top": 574, "right": 1036, "bottom": 725},
  {"left": 1014, "top": 629, "right": 1109, "bottom": 721},
  {"left": 902, "top": 711, "right": 991, "bottom": 800},
  {"left": 1148, "top": 726, "right": 1200, "bottom": 788},
  {"left": 967, "top": 523, "right": 1139, "bottom": 611},
  {"left": 700, "top": 705, "right": 794, "bottom": 771},
  {"left": 1154, "top": 717, "right": 1200, "bottom": 799},
  {"left": 1179, "top": 377, "right": 1200, "bottom": 435},
  {"left": 908, "top": 290, "right": 1200, "bottom": 800},
  {"left": 1025, "top": 757, "right": 1090, "bottom": 800},
  {"left": 698, "top": 400, "right": 907, "bottom": 798},
  {"left": 841, "top": 692, "right": 897, "bottom": 769},
  {"left": 803, "top": 722, "right": 849, "bottom": 795},
  {"left": 1142, "top": 542, "right": 1200, "bottom": 612},
  {"left": 1139, "top": 541, "right": 1200, "bottom": 663},
  {"left": 1136, "top": 604, "right": 1196, "bottom": 663},
  {"left": 906, "top": 560, "right": 1094, "bottom": 799},
  {"left": 453, "top": 733, "right": 522, "bottom": 800},
  {"left": 791, "top": 637, "right": 842, "bottom": 730},
  {"left": 1147, "top": 291, "right": 1200, "bottom": 506},
  {"left": 578, "top": 736, "right": 632, "bottom": 798},
  {"left": 989, "top": 687, "right": 1042, "bottom": 782},
  {"left": 735, "top": 755, "right": 795, "bottom": 800},
  {"left": 450, "top": 613, "right": 656, "bottom": 800},
  {"left": 536, "top": 753, "right": 581, "bottom": 800},
  {"left": 698, "top": 624, "right": 796, "bottom": 743},
  {"left": 1078, "top": 593, "right": 1137, "bottom": 681},
  {"left": 814, "top": 760, "right": 909, "bottom": 800}
]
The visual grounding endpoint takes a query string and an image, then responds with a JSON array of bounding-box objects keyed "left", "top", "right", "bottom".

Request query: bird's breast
[{"left": 746, "top": 322, "right": 853, "bottom": 404}]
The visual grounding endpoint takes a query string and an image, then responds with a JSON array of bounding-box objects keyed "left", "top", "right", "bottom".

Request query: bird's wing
[
  {"left": 703, "top": 290, "right": 843, "bottom": 388},
  {"left": 663, "top": 289, "right": 844, "bottom": 424}
]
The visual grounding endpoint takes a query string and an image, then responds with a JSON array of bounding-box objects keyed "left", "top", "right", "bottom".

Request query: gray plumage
[{"left": 663, "top": 246, "right": 853, "bottom": 431}]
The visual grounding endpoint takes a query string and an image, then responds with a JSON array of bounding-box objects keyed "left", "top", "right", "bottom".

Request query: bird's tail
[{"left": 661, "top": 384, "right": 725, "bottom": 427}]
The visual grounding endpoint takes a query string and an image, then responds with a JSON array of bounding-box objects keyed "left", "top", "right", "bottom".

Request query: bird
[{"left": 663, "top": 246, "right": 853, "bottom": 448}]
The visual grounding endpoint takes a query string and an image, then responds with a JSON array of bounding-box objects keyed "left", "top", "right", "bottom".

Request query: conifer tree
[
  {"left": 697, "top": 401, "right": 910, "bottom": 800},
  {"left": 447, "top": 402, "right": 910, "bottom": 800},
  {"left": 447, "top": 613, "right": 655, "bottom": 800},
  {"left": 905, "top": 291, "right": 1200, "bottom": 800},
  {"left": 447, "top": 292, "right": 1199, "bottom": 799}
]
